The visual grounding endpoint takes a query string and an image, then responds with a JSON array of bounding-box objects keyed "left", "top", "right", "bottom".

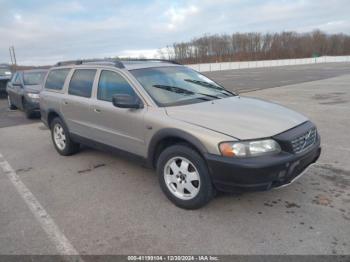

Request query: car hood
[
  {"left": 165, "top": 96, "right": 308, "bottom": 140},
  {"left": 0, "top": 75, "right": 11, "bottom": 80},
  {"left": 24, "top": 85, "right": 42, "bottom": 93}
]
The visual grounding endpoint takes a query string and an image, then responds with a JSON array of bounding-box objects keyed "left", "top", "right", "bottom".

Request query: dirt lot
[{"left": 0, "top": 63, "right": 349, "bottom": 256}]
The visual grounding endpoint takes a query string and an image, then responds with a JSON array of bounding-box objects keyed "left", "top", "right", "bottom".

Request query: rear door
[
  {"left": 41, "top": 68, "right": 71, "bottom": 122},
  {"left": 61, "top": 68, "right": 98, "bottom": 139},
  {"left": 90, "top": 69, "right": 146, "bottom": 156}
]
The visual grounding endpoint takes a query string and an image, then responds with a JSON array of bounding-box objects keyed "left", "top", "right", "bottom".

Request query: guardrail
[{"left": 186, "top": 55, "right": 350, "bottom": 72}]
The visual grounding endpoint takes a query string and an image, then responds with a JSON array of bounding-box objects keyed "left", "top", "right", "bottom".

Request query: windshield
[
  {"left": 0, "top": 68, "right": 11, "bottom": 76},
  {"left": 23, "top": 71, "right": 47, "bottom": 86},
  {"left": 130, "top": 66, "right": 234, "bottom": 107}
]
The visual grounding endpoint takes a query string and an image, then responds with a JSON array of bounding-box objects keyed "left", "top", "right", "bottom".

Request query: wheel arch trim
[
  {"left": 46, "top": 109, "right": 67, "bottom": 129},
  {"left": 147, "top": 128, "right": 208, "bottom": 167}
]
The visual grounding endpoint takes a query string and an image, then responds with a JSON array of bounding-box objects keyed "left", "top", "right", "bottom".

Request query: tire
[
  {"left": 8, "top": 95, "right": 17, "bottom": 110},
  {"left": 22, "top": 98, "right": 34, "bottom": 119},
  {"left": 50, "top": 117, "right": 80, "bottom": 156},
  {"left": 157, "top": 144, "right": 214, "bottom": 209}
]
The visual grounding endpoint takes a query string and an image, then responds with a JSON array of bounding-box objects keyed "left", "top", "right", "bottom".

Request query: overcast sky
[{"left": 1, "top": 0, "right": 350, "bottom": 65}]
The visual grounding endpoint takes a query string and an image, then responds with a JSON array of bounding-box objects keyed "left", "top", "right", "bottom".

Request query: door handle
[
  {"left": 94, "top": 108, "right": 101, "bottom": 113},
  {"left": 63, "top": 101, "right": 68, "bottom": 105}
]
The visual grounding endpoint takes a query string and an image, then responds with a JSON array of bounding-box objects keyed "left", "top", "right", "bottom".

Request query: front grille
[{"left": 291, "top": 127, "right": 317, "bottom": 154}]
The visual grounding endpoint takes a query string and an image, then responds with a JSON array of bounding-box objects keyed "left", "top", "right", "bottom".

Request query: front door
[{"left": 90, "top": 70, "right": 146, "bottom": 157}]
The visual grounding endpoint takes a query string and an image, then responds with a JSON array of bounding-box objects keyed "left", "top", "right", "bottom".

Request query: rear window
[
  {"left": 68, "top": 69, "right": 96, "bottom": 98},
  {"left": 45, "top": 69, "right": 71, "bottom": 90}
]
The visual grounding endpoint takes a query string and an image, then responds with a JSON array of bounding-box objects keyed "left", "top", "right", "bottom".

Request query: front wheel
[
  {"left": 50, "top": 117, "right": 80, "bottom": 156},
  {"left": 157, "top": 144, "right": 214, "bottom": 209}
]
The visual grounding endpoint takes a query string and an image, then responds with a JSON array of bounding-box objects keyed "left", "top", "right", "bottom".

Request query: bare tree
[{"left": 171, "top": 30, "right": 350, "bottom": 64}]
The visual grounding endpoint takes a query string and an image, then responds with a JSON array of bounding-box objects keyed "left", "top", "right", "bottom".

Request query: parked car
[
  {"left": 7, "top": 69, "right": 48, "bottom": 118},
  {"left": 0, "top": 64, "right": 12, "bottom": 96},
  {"left": 40, "top": 59, "right": 321, "bottom": 209}
]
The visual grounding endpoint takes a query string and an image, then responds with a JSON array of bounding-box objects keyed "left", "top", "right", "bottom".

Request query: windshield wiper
[
  {"left": 184, "top": 79, "right": 234, "bottom": 96},
  {"left": 195, "top": 92, "right": 221, "bottom": 99},
  {"left": 153, "top": 84, "right": 194, "bottom": 95},
  {"left": 152, "top": 84, "right": 220, "bottom": 100}
]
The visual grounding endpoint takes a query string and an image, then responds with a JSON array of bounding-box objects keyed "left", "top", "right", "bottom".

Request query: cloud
[
  {"left": 164, "top": 5, "right": 199, "bottom": 31},
  {"left": 0, "top": 0, "right": 349, "bottom": 65},
  {"left": 13, "top": 13, "right": 22, "bottom": 22},
  {"left": 119, "top": 49, "right": 159, "bottom": 58},
  {"left": 298, "top": 20, "right": 350, "bottom": 34}
]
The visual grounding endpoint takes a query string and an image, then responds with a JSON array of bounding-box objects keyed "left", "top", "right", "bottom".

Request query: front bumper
[
  {"left": 40, "top": 108, "right": 49, "bottom": 127},
  {"left": 24, "top": 97, "right": 40, "bottom": 111},
  {"left": 205, "top": 139, "right": 321, "bottom": 192}
]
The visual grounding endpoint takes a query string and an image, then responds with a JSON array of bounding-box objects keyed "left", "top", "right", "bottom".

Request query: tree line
[{"left": 158, "top": 30, "right": 350, "bottom": 64}]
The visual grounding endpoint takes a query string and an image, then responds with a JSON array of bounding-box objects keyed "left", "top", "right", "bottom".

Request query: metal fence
[{"left": 186, "top": 56, "right": 350, "bottom": 72}]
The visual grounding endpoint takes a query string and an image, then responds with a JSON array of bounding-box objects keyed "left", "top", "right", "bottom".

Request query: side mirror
[{"left": 112, "top": 94, "right": 143, "bottom": 109}]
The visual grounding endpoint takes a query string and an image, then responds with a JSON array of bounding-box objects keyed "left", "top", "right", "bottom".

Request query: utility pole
[
  {"left": 12, "top": 46, "right": 17, "bottom": 67},
  {"left": 9, "top": 47, "right": 14, "bottom": 66},
  {"left": 9, "top": 46, "right": 17, "bottom": 71}
]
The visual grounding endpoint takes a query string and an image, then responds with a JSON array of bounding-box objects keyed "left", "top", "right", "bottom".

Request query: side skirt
[{"left": 70, "top": 133, "right": 151, "bottom": 168}]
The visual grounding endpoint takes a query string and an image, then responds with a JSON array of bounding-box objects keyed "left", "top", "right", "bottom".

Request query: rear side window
[
  {"left": 97, "top": 70, "right": 136, "bottom": 102},
  {"left": 68, "top": 69, "right": 96, "bottom": 98},
  {"left": 45, "top": 69, "right": 70, "bottom": 90},
  {"left": 10, "top": 72, "right": 18, "bottom": 82},
  {"left": 14, "top": 73, "right": 22, "bottom": 85}
]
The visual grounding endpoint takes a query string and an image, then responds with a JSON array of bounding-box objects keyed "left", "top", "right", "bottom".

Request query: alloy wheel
[
  {"left": 53, "top": 123, "right": 66, "bottom": 150},
  {"left": 163, "top": 156, "right": 201, "bottom": 200}
]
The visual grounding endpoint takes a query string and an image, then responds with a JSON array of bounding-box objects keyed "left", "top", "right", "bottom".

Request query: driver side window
[{"left": 97, "top": 70, "right": 136, "bottom": 102}]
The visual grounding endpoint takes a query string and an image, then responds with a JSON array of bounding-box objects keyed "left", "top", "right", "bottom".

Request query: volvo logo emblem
[{"left": 301, "top": 130, "right": 313, "bottom": 150}]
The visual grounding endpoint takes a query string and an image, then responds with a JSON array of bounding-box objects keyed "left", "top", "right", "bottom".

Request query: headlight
[
  {"left": 5, "top": 71, "right": 11, "bottom": 75},
  {"left": 219, "top": 139, "right": 281, "bottom": 157},
  {"left": 27, "top": 93, "right": 40, "bottom": 99}
]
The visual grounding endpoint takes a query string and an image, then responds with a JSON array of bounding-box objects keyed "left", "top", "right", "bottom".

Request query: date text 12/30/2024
[{"left": 127, "top": 255, "right": 219, "bottom": 261}]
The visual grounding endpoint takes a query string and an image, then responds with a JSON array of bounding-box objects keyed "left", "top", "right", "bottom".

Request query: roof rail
[
  {"left": 55, "top": 60, "right": 82, "bottom": 67},
  {"left": 54, "top": 58, "right": 181, "bottom": 68},
  {"left": 120, "top": 58, "right": 181, "bottom": 65},
  {"left": 55, "top": 59, "right": 125, "bottom": 69}
]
